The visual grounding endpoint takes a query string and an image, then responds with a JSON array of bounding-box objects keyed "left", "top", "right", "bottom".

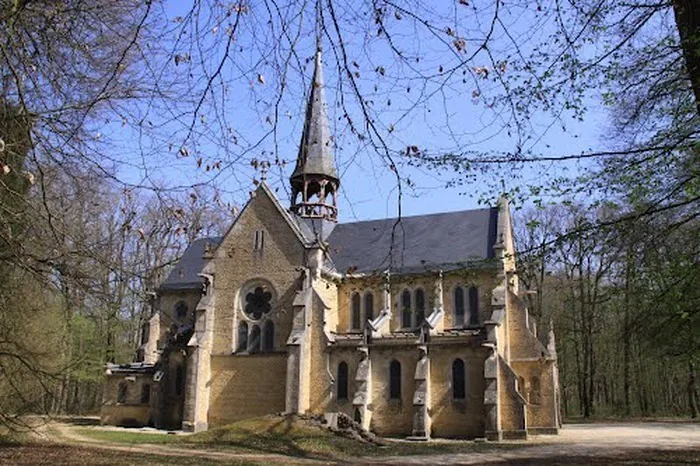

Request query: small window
[
  {"left": 263, "top": 320, "right": 275, "bottom": 352},
  {"left": 415, "top": 288, "right": 425, "bottom": 326},
  {"left": 141, "top": 383, "right": 151, "bottom": 404},
  {"left": 401, "top": 290, "right": 411, "bottom": 328},
  {"left": 249, "top": 325, "right": 261, "bottom": 353},
  {"left": 452, "top": 359, "right": 466, "bottom": 399},
  {"left": 141, "top": 322, "right": 149, "bottom": 345},
  {"left": 530, "top": 377, "right": 541, "bottom": 405},
  {"left": 389, "top": 360, "right": 401, "bottom": 399},
  {"left": 351, "top": 292, "right": 361, "bottom": 330},
  {"left": 254, "top": 230, "right": 265, "bottom": 251},
  {"left": 237, "top": 321, "right": 248, "bottom": 352},
  {"left": 364, "top": 292, "right": 374, "bottom": 323},
  {"left": 468, "top": 287, "right": 479, "bottom": 326},
  {"left": 337, "top": 361, "right": 349, "bottom": 400},
  {"left": 175, "top": 301, "right": 188, "bottom": 320},
  {"left": 454, "top": 287, "right": 465, "bottom": 327},
  {"left": 117, "top": 381, "right": 128, "bottom": 403},
  {"left": 175, "top": 366, "right": 184, "bottom": 396}
]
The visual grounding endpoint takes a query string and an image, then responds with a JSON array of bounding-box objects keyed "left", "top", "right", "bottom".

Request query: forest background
[{"left": 0, "top": 0, "right": 697, "bottom": 428}]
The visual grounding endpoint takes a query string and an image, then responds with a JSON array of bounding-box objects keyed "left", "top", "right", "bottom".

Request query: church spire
[{"left": 289, "top": 42, "right": 339, "bottom": 222}]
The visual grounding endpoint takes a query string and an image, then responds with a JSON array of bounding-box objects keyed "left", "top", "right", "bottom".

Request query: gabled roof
[
  {"left": 158, "top": 207, "right": 500, "bottom": 290},
  {"left": 290, "top": 49, "right": 338, "bottom": 183},
  {"left": 325, "top": 208, "right": 500, "bottom": 275},
  {"left": 159, "top": 236, "right": 222, "bottom": 291}
]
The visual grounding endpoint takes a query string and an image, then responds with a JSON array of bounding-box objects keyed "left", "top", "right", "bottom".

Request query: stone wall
[
  {"left": 101, "top": 374, "right": 152, "bottom": 426},
  {"left": 368, "top": 346, "right": 419, "bottom": 437},
  {"left": 210, "top": 187, "right": 305, "bottom": 356},
  {"left": 511, "top": 360, "right": 558, "bottom": 431},
  {"left": 208, "top": 353, "right": 287, "bottom": 426},
  {"left": 429, "top": 345, "right": 486, "bottom": 438}
]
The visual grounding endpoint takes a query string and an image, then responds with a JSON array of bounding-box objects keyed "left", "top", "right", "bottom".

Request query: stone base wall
[
  {"left": 429, "top": 346, "right": 486, "bottom": 438},
  {"left": 208, "top": 353, "right": 287, "bottom": 426},
  {"left": 100, "top": 405, "right": 151, "bottom": 427}
]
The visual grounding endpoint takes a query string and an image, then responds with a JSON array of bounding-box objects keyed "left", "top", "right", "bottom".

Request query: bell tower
[{"left": 289, "top": 44, "right": 339, "bottom": 222}]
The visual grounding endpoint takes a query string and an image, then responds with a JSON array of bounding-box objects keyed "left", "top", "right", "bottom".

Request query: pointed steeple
[{"left": 290, "top": 45, "right": 339, "bottom": 222}]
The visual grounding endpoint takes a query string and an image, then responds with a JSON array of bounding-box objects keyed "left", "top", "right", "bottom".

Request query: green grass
[
  {"left": 0, "top": 443, "right": 250, "bottom": 466},
  {"left": 76, "top": 429, "right": 183, "bottom": 445},
  {"left": 78, "top": 415, "right": 519, "bottom": 461}
]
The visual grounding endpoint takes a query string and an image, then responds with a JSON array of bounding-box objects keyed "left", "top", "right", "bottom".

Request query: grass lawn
[
  {"left": 75, "top": 415, "right": 519, "bottom": 461},
  {"left": 0, "top": 443, "right": 247, "bottom": 466}
]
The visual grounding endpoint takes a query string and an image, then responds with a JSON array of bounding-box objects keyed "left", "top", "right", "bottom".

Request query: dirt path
[
  {"left": 38, "top": 422, "right": 328, "bottom": 465},
  {"left": 36, "top": 421, "right": 700, "bottom": 465},
  {"left": 369, "top": 423, "right": 700, "bottom": 465}
]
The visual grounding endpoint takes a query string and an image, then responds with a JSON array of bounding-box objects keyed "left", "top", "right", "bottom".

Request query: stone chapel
[{"left": 101, "top": 46, "right": 561, "bottom": 440}]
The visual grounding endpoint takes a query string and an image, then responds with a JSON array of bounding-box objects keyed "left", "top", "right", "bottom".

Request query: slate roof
[
  {"left": 290, "top": 50, "right": 338, "bottom": 182},
  {"left": 326, "top": 208, "right": 499, "bottom": 275},
  {"left": 158, "top": 208, "right": 499, "bottom": 291},
  {"left": 159, "top": 236, "right": 223, "bottom": 291}
]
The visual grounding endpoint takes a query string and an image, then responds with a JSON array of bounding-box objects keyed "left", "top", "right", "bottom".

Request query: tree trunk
[{"left": 689, "top": 361, "right": 698, "bottom": 418}]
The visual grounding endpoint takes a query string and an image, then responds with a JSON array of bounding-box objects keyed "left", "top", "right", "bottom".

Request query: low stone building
[{"left": 101, "top": 47, "right": 560, "bottom": 440}]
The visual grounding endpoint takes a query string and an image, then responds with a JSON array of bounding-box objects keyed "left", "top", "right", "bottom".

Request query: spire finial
[{"left": 315, "top": 0, "right": 323, "bottom": 53}]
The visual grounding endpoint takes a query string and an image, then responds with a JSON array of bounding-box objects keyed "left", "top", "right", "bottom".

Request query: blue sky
[{"left": 107, "top": 1, "right": 610, "bottom": 224}]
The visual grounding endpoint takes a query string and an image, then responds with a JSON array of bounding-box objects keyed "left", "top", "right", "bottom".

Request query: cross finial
[{"left": 260, "top": 161, "right": 268, "bottom": 182}]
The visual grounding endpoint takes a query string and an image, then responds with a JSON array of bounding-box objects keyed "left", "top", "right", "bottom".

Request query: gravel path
[
  {"left": 35, "top": 420, "right": 700, "bottom": 465},
  {"left": 368, "top": 423, "right": 700, "bottom": 465}
]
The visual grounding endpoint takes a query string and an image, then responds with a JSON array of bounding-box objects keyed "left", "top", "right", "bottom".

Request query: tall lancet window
[
  {"left": 351, "top": 292, "right": 361, "bottom": 330},
  {"left": 389, "top": 360, "right": 402, "bottom": 399},
  {"left": 452, "top": 359, "right": 466, "bottom": 400},
  {"left": 454, "top": 286, "right": 465, "bottom": 327},
  {"left": 364, "top": 292, "right": 374, "bottom": 324},
  {"left": 249, "top": 325, "right": 261, "bottom": 353},
  {"left": 237, "top": 321, "right": 248, "bottom": 352},
  {"left": 415, "top": 288, "right": 426, "bottom": 326},
  {"left": 263, "top": 320, "right": 275, "bottom": 352},
  {"left": 401, "top": 290, "right": 412, "bottom": 328},
  {"left": 468, "top": 287, "right": 480, "bottom": 326},
  {"left": 337, "top": 361, "right": 349, "bottom": 400}
]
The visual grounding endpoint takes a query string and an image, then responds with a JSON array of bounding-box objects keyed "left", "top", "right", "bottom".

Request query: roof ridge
[{"left": 336, "top": 206, "right": 495, "bottom": 227}]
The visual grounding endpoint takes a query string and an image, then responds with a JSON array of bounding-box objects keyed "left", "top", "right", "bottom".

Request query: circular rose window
[{"left": 244, "top": 286, "right": 272, "bottom": 320}]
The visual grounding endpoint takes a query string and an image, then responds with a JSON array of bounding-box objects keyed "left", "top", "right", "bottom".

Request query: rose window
[{"left": 244, "top": 286, "right": 272, "bottom": 320}]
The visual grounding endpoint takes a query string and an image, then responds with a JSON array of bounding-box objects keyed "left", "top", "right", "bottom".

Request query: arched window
[
  {"left": 337, "top": 361, "right": 349, "bottom": 400},
  {"left": 364, "top": 292, "right": 374, "bottom": 323},
  {"left": 530, "top": 377, "right": 541, "bottom": 405},
  {"left": 141, "top": 322, "right": 150, "bottom": 345},
  {"left": 117, "top": 381, "right": 128, "bottom": 403},
  {"left": 454, "top": 287, "right": 465, "bottom": 327},
  {"left": 249, "top": 325, "right": 261, "bottom": 353},
  {"left": 415, "top": 288, "right": 425, "bottom": 326},
  {"left": 351, "top": 292, "right": 361, "bottom": 330},
  {"left": 389, "top": 360, "right": 401, "bottom": 399},
  {"left": 452, "top": 359, "right": 466, "bottom": 399},
  {"left": 237, "top": 321, "right": 248, "bottom": 352},
  {"left": 175, "top": 301, "right": 188, "bottom": 321},
  {"left": 468, "top": 287, "right": 480, "bottom": 326},
  {"left": 401, "top": 290, "right": 412, "bottom": 328},
  {"left": 141, "top": 383, "right": 151, "bottom": 404},
  {"left": 263, "top": 320, "right": 275, "bottom": 352}
]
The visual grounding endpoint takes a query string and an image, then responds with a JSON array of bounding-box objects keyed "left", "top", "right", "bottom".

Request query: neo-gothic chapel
[{"left": 101, "top": 46, "right": 560, "bottom": 440}]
